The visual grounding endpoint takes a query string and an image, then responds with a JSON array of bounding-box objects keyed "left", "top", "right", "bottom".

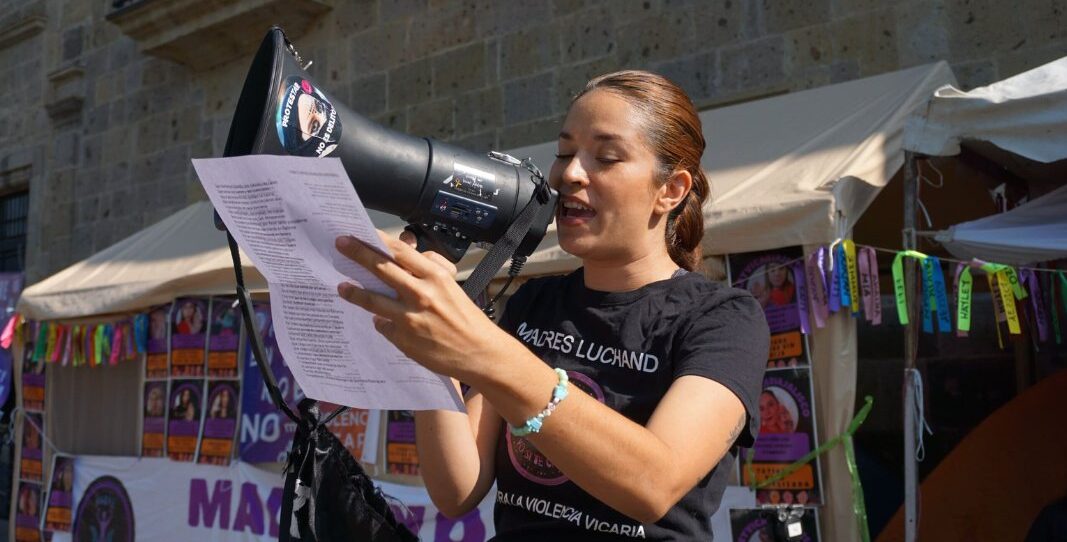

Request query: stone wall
[{"left": 2, "top": 0, "right": 1065, "bottom": 281}]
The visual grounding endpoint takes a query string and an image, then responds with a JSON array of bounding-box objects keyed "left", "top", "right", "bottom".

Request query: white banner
[{"left": 51, "top": 456, "right": 493, "bottom": 541}]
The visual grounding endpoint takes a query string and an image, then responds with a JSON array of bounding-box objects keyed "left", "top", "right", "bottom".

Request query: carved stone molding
[
  {"left": 0, "top": 1, "right": 47, "bottom": 51},
  {"left": 45, "top": 65, "right": 86, "bottom": 125},
  {"left": 106, "top": 0, "right": 332, "bottom": 70}
]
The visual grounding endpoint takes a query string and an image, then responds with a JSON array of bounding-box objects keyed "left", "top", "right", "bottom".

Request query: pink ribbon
[
  {"left": 0, "top": 313, "right": 19, "bottom": 349},
  {"left": 110, "top": 324, "right": 123, "bottom": 366},
  {"left": 858, "top": 247, "right": 882, "bottom": 324},
  {"left": 805, "top": 250, "right": 829, "bottom": 328},
  {"left": 793, "top": 261, "right": 810, "bottom": 334},
  {"left": 1021, "top": 269, "right": 1049, "bottom": 342}
]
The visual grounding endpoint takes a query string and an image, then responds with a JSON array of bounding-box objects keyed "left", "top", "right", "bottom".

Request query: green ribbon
[
  {"left": 33, "top": 323, "right": 47, "bottom": 362},
  {"left": 94, "top": 325, "right": 105, "bottom": 367},
  {"left": 892, "top": 251, "right": 928, "bottom": 325},
  {"left": 957, "top": 267, "right": 973, "bottom": 333},
  {"left": 747, "top": 396, "right": 875, "bottom": 541}
]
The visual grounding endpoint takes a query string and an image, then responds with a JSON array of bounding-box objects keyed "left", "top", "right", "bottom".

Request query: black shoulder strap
[{"left": 227, "top": 232, "right": 300, "bottom": 423}]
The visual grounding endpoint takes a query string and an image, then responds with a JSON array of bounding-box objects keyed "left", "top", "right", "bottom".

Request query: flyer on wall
[
  {"left": 141, "top": 380, "right": 168, "bottom": 457},
  {"left": 14, "top": 480, "right": 42, "bottom": 542},
  {"left": 207, "top": 296, "right": 242, "bottom": 379},
  {"left": 167, "top": 379, "right": 205, "bottom": 462},
  {"left": 145, "top": 303, "right": 172, "bottom": 379},
  {"left": 171, "top": 297, "right": 209, "bottom": 378},
  {"left": 21, "top": 344, "right": 45, "bottom": 412},
  {"left": 742, "top": 368, "right": 824, "bottom": 506},
  {"left": 198, "top": 380, "right": 240, "bottom": 465},
  {"left": 20, "top": 412, "right": 43, "bottom": 482},
  {"left": 727, "top": 247, "right": 812, "bottom": 369},
  {"left": 42, "top": 454, "right": 73, "bottom": 534},
  {"left": 385, "top": 410, "right": 419, "bottom": 476},
  {"left": 319, "top": 402, "right": 374, "bottom": 462},
  {"left": 729, "top": 507, "right": 820, "bottom": 541}
]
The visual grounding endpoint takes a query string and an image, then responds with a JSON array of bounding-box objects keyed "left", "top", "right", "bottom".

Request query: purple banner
[
  {"left": 728, "top": 247, "right": 805, "bottom": 334},
  {"left": 239, "top": 303, "right": 304, "bottom": 463}
]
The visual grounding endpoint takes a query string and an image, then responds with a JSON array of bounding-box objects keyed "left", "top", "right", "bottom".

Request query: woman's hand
[{"left": 334, "top": 230, "right": 504, "bottom": 381}]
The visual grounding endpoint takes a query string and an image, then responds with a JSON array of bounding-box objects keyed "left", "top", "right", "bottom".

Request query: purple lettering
[
  {"left": 434, "top": 510, "right": 486, "bottom": 542},
  {"left": 390, "top": 504, "right": 426, "bottom": 535},
  {"left": 188, "top": 479, "right": 232, "bottom": 529},
  {"left": 233, "top": 482, "right": 264, "bottom": 535},
  {"left": 267, "top": 487, "right": 283, "bottom": 538}
]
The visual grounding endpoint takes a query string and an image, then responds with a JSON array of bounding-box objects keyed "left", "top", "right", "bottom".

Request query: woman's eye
[
  {"left": 554, "top": 153, "right": 574, "bottom": 160},
  {"left": 597, "top": 157, "right": 620, "bottom": 164}
]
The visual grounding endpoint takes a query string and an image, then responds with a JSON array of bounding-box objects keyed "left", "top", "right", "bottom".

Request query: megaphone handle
[{"left": 404, "top": 224, "right": 471, "bottom": 264}]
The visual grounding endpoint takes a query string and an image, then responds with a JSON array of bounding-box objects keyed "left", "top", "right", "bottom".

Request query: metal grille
[{"left": 0, "top": 191, "right": 28, "bottom": 272}]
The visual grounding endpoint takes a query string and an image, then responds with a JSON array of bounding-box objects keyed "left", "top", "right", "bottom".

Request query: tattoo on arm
[{"left": 726, "top": 414, "right": 746, "bottom": 447}]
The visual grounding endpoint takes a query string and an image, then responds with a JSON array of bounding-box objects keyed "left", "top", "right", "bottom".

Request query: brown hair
[{"left": 573, "top": 70, "right": 709, "bottom": 271}]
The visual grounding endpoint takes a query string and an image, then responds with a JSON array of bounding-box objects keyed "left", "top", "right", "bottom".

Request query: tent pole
[{"left": 902, "top": 151, "right": 920, "bottom": 541}]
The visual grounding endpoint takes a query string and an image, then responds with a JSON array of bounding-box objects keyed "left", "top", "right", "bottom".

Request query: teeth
[{"left": 562, "top": 201, "right": 593, "bottom": 211}]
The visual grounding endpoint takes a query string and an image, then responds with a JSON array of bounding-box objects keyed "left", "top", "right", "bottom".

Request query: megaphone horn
[{"left": 221, "top": 26, "right": 558, "bottom": 263}]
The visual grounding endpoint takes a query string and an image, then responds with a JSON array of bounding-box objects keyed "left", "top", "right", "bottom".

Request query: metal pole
[{"left": 902, "top": 151, "right": 919, "bottom": 541}]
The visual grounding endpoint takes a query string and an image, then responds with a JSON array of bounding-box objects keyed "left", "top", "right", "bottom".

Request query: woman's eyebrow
[{"left": 557, "top": 131, "right": 624, "bottom": 142}]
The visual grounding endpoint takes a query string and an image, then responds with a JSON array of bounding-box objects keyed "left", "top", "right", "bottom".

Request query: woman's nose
[{"left": 559, "top": 155, "right": 589, "bottom": 188}]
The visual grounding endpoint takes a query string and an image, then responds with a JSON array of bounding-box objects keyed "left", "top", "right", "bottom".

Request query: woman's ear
[{"left": 654, "top": 169, "right": 693, "bottom": 216}]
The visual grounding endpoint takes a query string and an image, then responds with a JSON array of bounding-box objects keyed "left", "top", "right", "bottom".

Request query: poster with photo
[
  {"left": 728, "top": 247, "right": 811, "bottom": 369},
  {"left": 207, "top": 297, "right": 242, "bottom": 379},
  {"left": 21, "top": 343, "right": 45, "bottom": 412},
  {"left": 319, "top": 403, "right": 374, "bottom": 461},
  {"left": 729, "top": 507, "right": 820, "bottom": 542},
  {"left": 14, "top": 481, "right": 42, "bottom": 542},
  {"left": 742, "top": 368, "right": 823, "bottom": 506},
  {"left": 385, "top": 410, "right": 419, "bottom": 476},
  {"left": 42, "top": 455, "right": 73, "bottom": 533},
  {"left": 145, "top": 303, "right": 172, "bottom": 379},
  {"left": 20, "top": 413, "right": 43, "bottom": 482},
  {"left": 141, "top": 381, "right": 168, "bottom": 457},
  {"left": 198, "top": 380, "right": 240, "bottom": 465},
  {"left": 167, "top": 379, "right": 204, "bottom": 462},
  {"left": 171, "top": 298, "right": 208, "bottom": 377}
]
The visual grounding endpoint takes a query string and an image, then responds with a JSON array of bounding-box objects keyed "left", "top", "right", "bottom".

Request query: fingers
[
  {"left": 337, "top": 282, "right": 406, "bottom": 319},
  {"left": 336, "top": 235, "right": 421, "bottom": 293},
  {"left": 399, "top": 230, "right": 417, "bottom": 248}
]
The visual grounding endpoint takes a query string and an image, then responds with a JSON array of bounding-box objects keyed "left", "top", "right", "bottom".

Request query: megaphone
[{"left": 220, "top": 26, "right": 558, "bottom": 264}]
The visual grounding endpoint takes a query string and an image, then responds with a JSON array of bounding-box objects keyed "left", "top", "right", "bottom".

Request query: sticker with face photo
[{"left": 275, "top": 76, "right": 342, "bottom": 157}]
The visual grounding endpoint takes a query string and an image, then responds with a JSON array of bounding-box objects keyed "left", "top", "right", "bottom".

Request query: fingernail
[
  {"left": 336, "top": 236, "right": 351, "bottom": 249},
  {"left": 337, "top": 283, "right": 351, "bottom": 296}
]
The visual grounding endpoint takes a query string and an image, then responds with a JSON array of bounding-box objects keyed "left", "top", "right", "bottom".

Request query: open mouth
[{"left": 560, "top": 200, "right": 596, "bottom": 219}]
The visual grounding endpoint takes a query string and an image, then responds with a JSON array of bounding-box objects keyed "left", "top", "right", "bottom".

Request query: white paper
[{"left": 193, "top": 155, "right": 464, "bottom": 411}]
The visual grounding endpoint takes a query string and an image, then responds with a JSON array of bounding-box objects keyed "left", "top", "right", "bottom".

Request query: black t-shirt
[{"left": 491, "top": 269, "right": 769, "bottom": 541}]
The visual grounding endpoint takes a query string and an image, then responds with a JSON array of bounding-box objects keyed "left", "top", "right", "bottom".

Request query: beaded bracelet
[{"left": 509, "top": 368, "right": 569, "bottom": 437}]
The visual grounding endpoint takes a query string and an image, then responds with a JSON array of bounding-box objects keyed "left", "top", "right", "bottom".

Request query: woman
[{"left": 336, "top": 71, "right": 768, "bottom": 540}]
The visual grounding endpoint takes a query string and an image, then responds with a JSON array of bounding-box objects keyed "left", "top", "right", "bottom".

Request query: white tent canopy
[
  {"left": 904, "top": 56, "right": 1067, "bottom": 163},
  {"left": 934, "top": 183, "right": 1067, "bottom": 265}
]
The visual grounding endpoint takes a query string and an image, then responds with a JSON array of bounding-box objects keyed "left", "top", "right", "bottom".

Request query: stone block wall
[{"left": 1, "top": 0, "right": 1065, "bottom": 281}]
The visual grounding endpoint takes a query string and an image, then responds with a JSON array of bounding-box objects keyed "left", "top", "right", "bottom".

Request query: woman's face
[
  {"left": 550, "top": 90, "right": 668, "bottom": 265},
  {"left": 769, "top": 266, "right": 789, "bottom": 287},
  {"left": 182, "top": 303, "right": 194, "bottom": 319},
  {"left": 759, "top": 391, "right": 779, "bottom": 421},
  {"left": 180, "top": 389, "right": 191, "bottom": 405}
]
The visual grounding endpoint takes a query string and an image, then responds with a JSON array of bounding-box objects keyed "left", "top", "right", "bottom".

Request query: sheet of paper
[{"left": 193, "top": 155, "right": 464, "bottom": 411}]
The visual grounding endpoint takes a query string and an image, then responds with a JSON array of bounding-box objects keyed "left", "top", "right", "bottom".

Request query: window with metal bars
[{"left": 0, "top": 191, "right": 28, "bottom": 272}]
